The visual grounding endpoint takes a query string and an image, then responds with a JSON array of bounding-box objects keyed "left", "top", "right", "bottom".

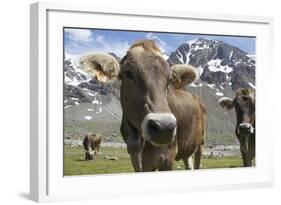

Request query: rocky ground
[{"left": 64, "top": 139, "right": 240, "bottom": 157}]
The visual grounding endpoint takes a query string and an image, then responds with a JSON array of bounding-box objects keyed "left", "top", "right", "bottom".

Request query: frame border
[{"left": 30, "top": 2, "right": 274, "bottom": 202}]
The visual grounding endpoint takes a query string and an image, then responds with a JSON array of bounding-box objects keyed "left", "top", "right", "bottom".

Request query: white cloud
[
  {"left": 85, "top": 40, "right": 130, "bottom": 58},
  {"left": 65, "top": 29, "right": 93, "bottom": 43},
  {"left": 95, "top": 35, "right": 106, "bottom": 44},
  {"left": 65, "top": 29, "right": 130, "bottom": 58}
]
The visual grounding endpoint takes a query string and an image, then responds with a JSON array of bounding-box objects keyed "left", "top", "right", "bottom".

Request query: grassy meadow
[{"left": 64, "top": 145, "right": 245, "bottom": 176}]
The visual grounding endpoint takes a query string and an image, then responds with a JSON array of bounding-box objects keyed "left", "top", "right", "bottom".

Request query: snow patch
[
  {"left": 65, "top": 75, "right": 83, "bottom": 86},
  {"left": 176, "top": 51, "right": 184, "bottom": 63},
  {"left": 194, "top": 43, "right": 209, "bottom": 51},
  {"left": 207, "top": 59, "right": 233, "bottom": 73},
  {"left": 96, "top": 107, "right": 103, "bottom": 114},
  {"left": 216, "top": 92, "right": 224, "bottom": 96},
  {"left": 64, "top": 53, "right": 91, "bottom": 85},
  {"left": 229, "top": 50, "right": 233, "bottom": 61},
  {"left": 248, "top": 82, "right": 256, "bottom": 89},
  {"left": 190, "top": 83, "right": 198, "bottom": 87},
  {"left": 84, "top": 116, "right": 92, "bottom": 120},
  {"left": 92, "top": 99, "right": 101, "bottom": 105},
  {"left": 186, "top": 39, "right": 197, "bottom": 47},
  {"left": 88, "top": 108, "right": 95, "bottom": 111},
  {"left": 88, "top": 92, "right": 96, "bottom": 97},
  {"left": 190, "top": 82, "right": 203, "bottom": 87},
  {"left": 64, "top": 105, "right": 71, "bottom": 109},
  {"left": 206, "top": 84, "right": 216, "bottom": 89},
  {"left": 247, "top": 54, "right": 256, "bottom": 61},
  {"left": 185, "top": 51, "right": 191, "bottom": 64}
]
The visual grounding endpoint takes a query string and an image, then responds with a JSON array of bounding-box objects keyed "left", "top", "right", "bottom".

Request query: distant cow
[
  {"left": 83, "top": 133, "right": 102, "bottom": 161},
  {"left": 219, "top": 88, "right": 255, "bottom": 167},
  {"left": 80, "top": 40, "right": 206, "bottom": 171}
]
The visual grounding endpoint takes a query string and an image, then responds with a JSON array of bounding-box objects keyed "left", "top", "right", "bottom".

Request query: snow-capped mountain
[
  {"left": 64, "top": 54, "right": 90, "bottom": 86},
  {"left": 168, "top": 38, "right": 255, "bottom": 91},
  {"left": 64, "top": 39, "right": 255, "bottom": 146},
  {"left": 167, "top": 38, "right": 255, "bottom": 145},
  {"left": 64, "top": 54, "right": 121, "bottom": 124}
]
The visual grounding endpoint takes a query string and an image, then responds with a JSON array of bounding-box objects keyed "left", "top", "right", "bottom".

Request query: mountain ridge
[{"left": 63, "top": 38, "right": 255, "bottom": 146}]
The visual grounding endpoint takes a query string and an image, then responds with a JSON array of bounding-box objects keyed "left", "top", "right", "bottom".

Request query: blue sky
[{"left": 64, "top": 28, "right": 256, "bottom": 57}]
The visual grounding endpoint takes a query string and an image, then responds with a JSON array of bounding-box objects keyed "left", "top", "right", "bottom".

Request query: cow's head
[
  {"left": 218, "top": 88, "right": 255, "bottom": 153},
  {"left": 80, "top": 40, "right": 198, "bottom": 146}
]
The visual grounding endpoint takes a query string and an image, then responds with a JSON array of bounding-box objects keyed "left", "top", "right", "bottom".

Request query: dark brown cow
[
  {"left": 218, "top": 88, "right": 255, "bottom": 167},
  {"left": 83, "top": 133, "right": 102, "bottom": 161},
  {"left": 80, "top": 40, "right": 206, "bottom": 171}
]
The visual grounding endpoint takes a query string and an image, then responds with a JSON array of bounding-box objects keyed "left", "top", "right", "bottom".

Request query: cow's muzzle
[
  {"left": 141, "top": 113, "right": 177, "bottom": 146},
  {"left": 239, "top": 123, "right": 254, "bottom": 135}
]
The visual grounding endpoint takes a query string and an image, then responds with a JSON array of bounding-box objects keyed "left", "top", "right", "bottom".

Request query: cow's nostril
[
  {"left": 141, "top": 113, "right": 177, "bottom": 145},
  {"left": 147, "top": 120, "right": 161, "bottom": 135}
]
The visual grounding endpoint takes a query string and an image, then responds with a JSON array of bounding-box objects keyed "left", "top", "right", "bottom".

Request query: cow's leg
[
  {"left": 240, "top": 140, "right": 253, "bottom": 167},
  {"left": 194, "top": 144, "right": 203, "bottom": 169},
  {"left": 159, "top": 159, "right": 173, "bottom": 171},
  {"left": 90, "top": 151, "right": 95, "bottom": 161},
  {"left": 141, "top": 154, "right": 155, "bottom": 172},
  {"left": 120, "top": 116, "right": 144, "bottom": 172},
  {"left": 248, "top": 152, "right": 255, "bottom": 166},
  {"left": 241, "top": 151, "right": 252, "bottom": 167},
  {"left": 183, "top": 156, "right": 193, "bottom": 170},
  {"left": 95, "top": 145, "right": 100, "bottom": 157},
  {"left": 127, "top": 134, "right": 143, "bottom": 172},
  {"left": 129, "top": 153, "right": 141, "bottom": 172},
  {"left": 239, "top": 134, "right": 255, "bottom": 167},
  {"left": 248, "top": 135, "right": 256, "bottom": 166},
  {"left": 85, "top": 152, "right": 88, "bottom": 161}
]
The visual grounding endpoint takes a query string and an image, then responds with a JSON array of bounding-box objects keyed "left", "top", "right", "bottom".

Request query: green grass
[
  {"left": 64, "top": 146, "right": 134, "bottom": 175},
  {"left": 64, "top": 145, "right": 244, "bottom": 176}
]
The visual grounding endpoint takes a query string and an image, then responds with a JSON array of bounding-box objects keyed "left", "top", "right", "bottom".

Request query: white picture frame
[{"left": 30, "top": 2, "right": 274, "bottom": 202}]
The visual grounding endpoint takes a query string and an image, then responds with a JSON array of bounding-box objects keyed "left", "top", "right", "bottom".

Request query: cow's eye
[{"left": 124, "top": 70, "right": 134, "bottom": 81}]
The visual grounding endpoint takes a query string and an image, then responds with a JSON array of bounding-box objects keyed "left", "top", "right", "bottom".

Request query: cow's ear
[
  {"left": 171, "top": 64, "right": 199, "bottom": 89},
  {"left": 218, "top": 97, "right": 234, "bottom": 110},
  {"left": 80, "top": 53, "right": 120, "bottom": 83}
]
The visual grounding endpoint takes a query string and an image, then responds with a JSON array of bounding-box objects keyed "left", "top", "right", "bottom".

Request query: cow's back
[{"left": 168, "top": 89, "right": 206, "bottom": 160}]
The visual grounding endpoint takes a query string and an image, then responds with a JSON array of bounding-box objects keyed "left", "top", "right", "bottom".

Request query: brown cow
[
  {"left": 83, "top": 133, "right": 102, "bottom": 161},
  {"left": 80, "top": 40, "right": 206, "bottom": 171},
  {"left": 218, "top": 88, "right": 255, "bottom": 167}
]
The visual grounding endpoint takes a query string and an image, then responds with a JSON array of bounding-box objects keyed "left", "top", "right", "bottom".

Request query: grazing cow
[
  {"left": 80, "top": 40, "right": 207, "bottom": 171},
  {"left": 83, "top": 133, "right": 102, "bottom": 161},
  {"left": 218, "top": 88, "right": 255, "bottom": 167}
]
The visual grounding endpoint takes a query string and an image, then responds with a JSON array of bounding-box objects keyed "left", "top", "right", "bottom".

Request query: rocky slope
[
  {"left": 63, "top": 38, "right": 255, "bottom": 146},
  {"left": 168, "top": 38, "right": 255, "bottom": 91}
]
